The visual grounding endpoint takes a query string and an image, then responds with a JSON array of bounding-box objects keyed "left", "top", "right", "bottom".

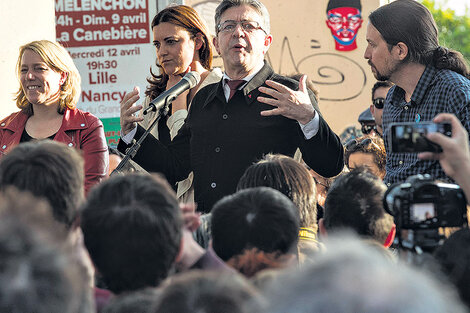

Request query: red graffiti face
[{"left": 326, "top": 7, "right": 363, "bottom": 51}]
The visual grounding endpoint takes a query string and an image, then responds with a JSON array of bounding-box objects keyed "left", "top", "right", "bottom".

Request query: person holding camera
[{"left": 418, "top": 113, "right": 470, "bottom": 203}]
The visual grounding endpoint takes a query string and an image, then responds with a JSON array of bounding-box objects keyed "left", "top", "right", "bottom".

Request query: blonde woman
[{"left": 0, "top": 40, "right": 108, "bottom": 194}]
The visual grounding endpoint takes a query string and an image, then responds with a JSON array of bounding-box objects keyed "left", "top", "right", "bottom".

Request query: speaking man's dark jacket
[{"left": 118, "top": 62, "right": 344, "bottom": 212}]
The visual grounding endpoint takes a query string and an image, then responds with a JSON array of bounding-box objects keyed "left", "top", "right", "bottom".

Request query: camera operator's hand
[{"left": 418, "top": 113, "right": 470, "bottom": 199}]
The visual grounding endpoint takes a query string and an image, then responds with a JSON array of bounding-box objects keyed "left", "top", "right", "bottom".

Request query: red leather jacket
[{"left": 0, "top": 108, "right": 109, "bottom": 194}]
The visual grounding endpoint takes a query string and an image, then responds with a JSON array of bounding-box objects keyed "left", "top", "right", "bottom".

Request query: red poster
[{"left": 55, "top": 0, "right": 150, "bottom": 47}]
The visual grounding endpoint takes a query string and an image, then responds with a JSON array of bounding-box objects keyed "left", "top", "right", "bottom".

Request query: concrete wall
[{"left": 0, "top": 0, "right": 56, "bottom": 119}]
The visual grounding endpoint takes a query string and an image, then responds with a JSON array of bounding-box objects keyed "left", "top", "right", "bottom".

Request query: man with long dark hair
[{"left": 364, "top": 0, "right": 470, "bottom": 185}]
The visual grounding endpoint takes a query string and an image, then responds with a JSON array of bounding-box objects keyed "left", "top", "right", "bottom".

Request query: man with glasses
[
  {"left": 118, "top": 0, "right": 343, "bottom": 213},
  {"left": 369, "top": 80, "right": 393, "bottom": 136}
]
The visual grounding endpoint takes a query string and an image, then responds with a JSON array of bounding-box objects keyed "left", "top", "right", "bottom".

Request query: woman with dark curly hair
[{"left": 344, "top": 135, "right": 386, "bottom": 179}]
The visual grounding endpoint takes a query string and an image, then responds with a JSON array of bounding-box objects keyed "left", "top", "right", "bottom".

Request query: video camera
[{"left": 383, "top": 174, "right": 467, "bottom": 252}]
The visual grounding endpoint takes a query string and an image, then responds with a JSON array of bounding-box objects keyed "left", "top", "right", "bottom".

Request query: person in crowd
[
  {"left": 211, "top": 187, "right": 299, "bottom": 277},
  {"left": 358, "top": 107, "right": 378, "bottom": 136},
  {"left": 304, "top": 164, "right": 347, "bottom": 217},
  {"left": 176, "top": 202, "right": 231, "bottom": 272},
  {"left": 0, "top": 188, "right": 93, "bottom": 313},
  {"left": 118, "top": 5, "right": 222, "bottom": 202},
  {"left": 81, "top": 171, "right": 229, "bottom": 297},
  {"left": 153, "top": 270, "right": 263, "bottom": 313},
  {"left": 0, "top": 140, "right": 104, "bottom": 312},
  {"left": 369, "top": 80, "right": 393, "bottom": 136},
  {"left": 434, "top": 228, "right": 470, "bottom": 309},
  {"left": 237, "top": 154, "right": 320, "bottom": 264},
  {"left": 80, "top": 173, "right": 183, "bottom": 295},
  {"left": 364, "top": 0, "right": 470, "bottom": 186},
  {"left": 260, "top": 235, "right": 466, "bottom": 313},
  {"left": 344, "top": 135, "right": 386, "bottom": 179},
  {"left": 0, "top": 140, "right": 84, "bottom": 228},
  {"left": 0, "top": 40, "right": 108, "bottom": 194},
  {"left": 119, "top": 0, "right": 344, "bottom": 213},
  {"left": 101, "top": 288, "right": 161, "bottom": 313},
  {"left": 320, "top": 167, "right": 395, "bottom": 248},
  {"left": 419, "top": 113, "right": 470, "bottom": 203}
]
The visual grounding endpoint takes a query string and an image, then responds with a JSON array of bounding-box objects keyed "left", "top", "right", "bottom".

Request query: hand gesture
[
  {"left": 120, "top": 86, "right": 143, "bottom": 136},
  {"left": 180, "top": 202, "right": 201, "bottom": 232},
  {"left": 418, "top": 113, "right": 470, "bottom": 182},
  {"left": 258, "top": 74, "right": 315, "bottom": 125}
]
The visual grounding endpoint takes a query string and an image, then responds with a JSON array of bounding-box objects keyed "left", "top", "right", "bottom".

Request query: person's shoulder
[
  {"left": 192, "top": 75, "right": 221, "bottom": 104},
  {"left": 0, "top": 111, "right": 27, "bottom": 128},
  {"left": 0, "top": 111, "right": 25, "bottom": 123},
  {"left": 434, "top": 68, "right": 470, "bottom": 87},
  {"left": 271, "top": 73, "right": 298, "bottom": 87},
  {"left": 69, "top": 108, "right": 103, "bottom": 127}
]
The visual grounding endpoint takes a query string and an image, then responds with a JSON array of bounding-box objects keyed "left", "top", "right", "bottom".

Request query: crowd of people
[{"left": 1, "top": 0, "right": 470, "bottom": 312}]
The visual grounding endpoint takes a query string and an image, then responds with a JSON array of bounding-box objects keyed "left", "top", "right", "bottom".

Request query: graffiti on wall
[
  {"left": 266, "top": 36, "right": 367, "bottom": 102},
  {"left": 325, "top": 0, "right": 363, "bottom": 52}
]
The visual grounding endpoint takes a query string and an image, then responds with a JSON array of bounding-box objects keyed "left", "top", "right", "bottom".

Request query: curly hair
[{"left": 344, "top": 135, "right": 386, "bottom": 178}]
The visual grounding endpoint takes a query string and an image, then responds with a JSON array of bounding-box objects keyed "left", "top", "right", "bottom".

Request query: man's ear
[
  {"left": 370, "top": 104, "right": 375, "bottom": 115},
  {"left": 319, "top": 218, "right": 328, "bottom": 238},
  {"left": 213, "top": 36, "right": 221, "bottom": 55},
  {"left": 393, "top": 42, "right": 408, "bottom": 61},
  {"left": 263, "top": 34, "right": 273, "bottom": 54}
]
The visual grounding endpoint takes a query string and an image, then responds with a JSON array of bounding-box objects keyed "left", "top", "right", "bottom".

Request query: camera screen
[
  {"left": 410, "top": 203, "right": 436, "bottom": 222},
  {"left": 390, "top": 122, "right": 451, "bottom": 153}
]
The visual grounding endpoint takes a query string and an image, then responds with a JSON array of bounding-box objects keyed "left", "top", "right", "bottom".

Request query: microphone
[{"left": 143, "top": 71, "right": 201, "bottom": 115}]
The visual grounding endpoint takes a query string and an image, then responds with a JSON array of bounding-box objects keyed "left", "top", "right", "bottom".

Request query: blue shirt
[{"left": 382, "top": 66, "right": 470, "bottom": 185}]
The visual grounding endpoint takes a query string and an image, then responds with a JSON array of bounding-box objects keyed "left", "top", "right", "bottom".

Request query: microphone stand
[{"left": 111, "top": 97, "right": 171, "bottom": 176}]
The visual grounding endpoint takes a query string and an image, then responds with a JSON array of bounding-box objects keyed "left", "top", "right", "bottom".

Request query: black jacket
[{"left": 118, "top": 62, "right": 344, "bottom": 212}]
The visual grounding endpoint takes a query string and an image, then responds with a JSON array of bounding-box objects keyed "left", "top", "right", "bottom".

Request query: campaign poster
[{"left": 55, "top": 0, "right": 157, "bottom": 146}]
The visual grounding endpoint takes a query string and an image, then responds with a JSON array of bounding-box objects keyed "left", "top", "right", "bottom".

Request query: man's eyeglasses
[
  {"left": 217, "top": 20, "right": 266, "bottom": 34},
  {"left": 373, "top": 97, "right": 385, "bottom": 109},
  {"left": 361, "top": 124, "right": 377, "bottom": 135},
  {"left": 345, "top": 138, "right": 372, "bottom": 151}
]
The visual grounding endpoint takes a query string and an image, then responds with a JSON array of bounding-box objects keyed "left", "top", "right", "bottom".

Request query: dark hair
[
  {"left": 146, "top": 5, "right": 213, "bottom": 99},
  {"left": 323, "top": 167, "right": 394, "bottom": 244},
  {"left": 153, "top": 270, "right": 262, "bottom": 313},
  {"left": 371, "top": 80, "right": 393, "bottom": 101},
  {"left": 211, "top": 187, "right": 299, "bottom": 261},
  {"left": 101, "top": 288, "right": 161, "bottom": 313},
  {"left": 261, "top": 235, "right": 467, "bottom": 313},
  {"left": 434, "top": 228, "right": 470, "bottom": 308},
  {"left": 344, "top": 135, "right": 386, "bottom": 179},
  {"left": 0, "top": 188, "right": 87, "bottom": 313},
  {"left": 80, "top": 173, "right": 183, "bottom": 294},
  {"left": 369, "top": 0, "right": 469, "bottom": 78},
  {"left": 326, "top": 0, "right": 361, "bottom": 13},
  {"left": 0, "top": 141, "right": 84, "bottom": 228},
  {"left": 237, "top": 154, "right": 317, "bottom": 228}
]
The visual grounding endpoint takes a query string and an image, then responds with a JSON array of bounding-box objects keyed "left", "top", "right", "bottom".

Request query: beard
[{"left": 369, "top": 59, "right": 402, "bottom": 81}]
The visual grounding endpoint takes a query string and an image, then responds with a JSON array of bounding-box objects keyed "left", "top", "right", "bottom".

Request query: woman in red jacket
[{"left": 0, "top": 40, "right": 108, "bottom": 194}]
